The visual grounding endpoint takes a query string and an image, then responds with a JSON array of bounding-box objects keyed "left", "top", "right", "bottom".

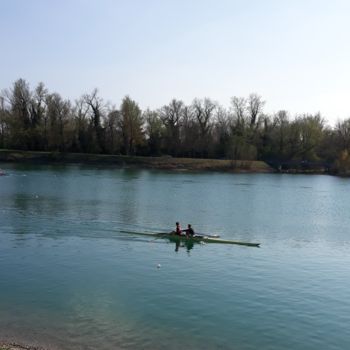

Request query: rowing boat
[{"left": 120, "top": 230, "right": 260, "bottom": 247}]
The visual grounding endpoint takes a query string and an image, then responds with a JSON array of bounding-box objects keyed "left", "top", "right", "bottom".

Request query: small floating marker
[
  {"left": 35, "top": 195, "right": 39, "bottom": 199},
  {"left": 157, "top": 264, "right": 161, "bottom": 268}
]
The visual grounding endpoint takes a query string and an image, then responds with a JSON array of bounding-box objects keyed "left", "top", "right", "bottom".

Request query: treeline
[{"left": 1, "top": 79, "right": 350, "bottom": 172}]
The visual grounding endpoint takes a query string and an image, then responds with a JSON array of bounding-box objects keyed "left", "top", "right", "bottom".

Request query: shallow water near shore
[{"left": 1, "top": 163, "right": 350, "bottom": 349}]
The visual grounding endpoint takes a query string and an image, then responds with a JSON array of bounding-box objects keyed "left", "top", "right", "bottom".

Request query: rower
[
  {"left": 175, "top": 222, "right": 182, "bottom": 236},
  {"left": 184, "top": 224, "right": 195, "bottom": 237}
]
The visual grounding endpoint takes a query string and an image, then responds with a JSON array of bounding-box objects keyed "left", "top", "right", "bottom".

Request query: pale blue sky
[{"left": 1, "top": 0, "right": 350, "bottom": 124}]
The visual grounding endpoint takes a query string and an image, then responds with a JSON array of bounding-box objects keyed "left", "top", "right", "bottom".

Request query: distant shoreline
[
  {"left": 0, "top": 149, "right": 337, "bottom": 175},
  {"left": 0, "top": 342, "right": 44, "bottom": 350},
  {"left": 0, "top": 149, "right": 273, "bottom": 173}
]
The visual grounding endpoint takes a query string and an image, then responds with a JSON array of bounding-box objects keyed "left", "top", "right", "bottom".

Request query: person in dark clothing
[{"left": 184, "top": 224, "right": 195, "bottom": 237}]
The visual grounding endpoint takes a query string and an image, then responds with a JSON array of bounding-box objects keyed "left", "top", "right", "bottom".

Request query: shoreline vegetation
[
  {"left": 0, "top": 149, "right": 335, "bottom": 174},
  {"left": 1, "top": 79, "right": 350, "bottom": 176},
  {"left": 0, "top": 149, "right": 272, "bottom": 172}
]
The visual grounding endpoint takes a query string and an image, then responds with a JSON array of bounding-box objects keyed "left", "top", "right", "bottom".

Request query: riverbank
[
  {"left": 0, "top": 343, "right": 43, "bottom": 350},
  {"left": 0, "top": 150, "right": 273, "bottom": 173}
]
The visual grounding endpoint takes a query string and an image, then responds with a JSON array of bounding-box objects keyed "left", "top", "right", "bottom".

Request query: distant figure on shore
[
  {"left": 0, "top": 169, "right": 5, "bottom": 176},
  {"left": 184, "top": 224, "right": 195, "bottom": 237}
]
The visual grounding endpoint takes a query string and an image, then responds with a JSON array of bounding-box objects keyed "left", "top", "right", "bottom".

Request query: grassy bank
[{"left": 0, "top": 150, "right": 273, "bottom": 173}]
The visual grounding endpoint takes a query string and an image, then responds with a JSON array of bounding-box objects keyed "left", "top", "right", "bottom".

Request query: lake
[{"left": 0, "top": 163, "right": 350, "bottom": 350}]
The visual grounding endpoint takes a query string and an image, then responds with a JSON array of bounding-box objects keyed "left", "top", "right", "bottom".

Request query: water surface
[{"left": 0, "top": 163, "right": 350, "bottom": 349}]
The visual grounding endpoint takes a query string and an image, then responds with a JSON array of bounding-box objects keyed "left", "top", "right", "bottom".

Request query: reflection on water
[
  {"left": 1, "top": 163, "right": 350, "bottom": 350},
  {"left": 174, "top": 238, "right": 194, "bottom": 252}
]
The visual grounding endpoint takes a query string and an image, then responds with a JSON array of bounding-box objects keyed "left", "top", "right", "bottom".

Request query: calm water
[{"left": 0, "top": 163, "right": 350, "bottom": 350}]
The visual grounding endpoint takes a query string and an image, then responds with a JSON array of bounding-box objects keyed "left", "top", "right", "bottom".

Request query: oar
[{"left": 194, "top": 232, "right": 220, "bottom": 238}]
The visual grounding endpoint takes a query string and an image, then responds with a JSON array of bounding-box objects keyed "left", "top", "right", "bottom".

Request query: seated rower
[
  {"left": 183, "top": 224, "right": 195, "bottom": 237},
  {"left": 175, "top": 222, "right": 182, "bottom": 236}
]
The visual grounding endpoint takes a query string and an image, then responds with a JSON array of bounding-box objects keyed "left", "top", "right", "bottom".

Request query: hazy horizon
[{"left": 1, "top": 0, "right": 350, "bottom": 125}]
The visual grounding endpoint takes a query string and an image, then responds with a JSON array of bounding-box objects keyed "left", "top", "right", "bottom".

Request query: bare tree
[
  {"left": 192, "top": 98, "right": 216, "bottom": 157},
  {"left": 2, "top": 79, "right": 32, "bottom": 149},
  {"left": 273, "top": 110, "right": 290, "bottom": 158},
  {"left": 30, "top": 82, "right": 47, "bottom": 128},
  {"left": 144, "top": 109, "right": 163, "bottom": 155},
  {"left": 335, "top": 118, "right": 350, "bottom": 150},
  {"left": 72, "top": 97, "right": 90, "bottom": 152},
  {"left": 192, "top": 98, "right": 216, "bottom": 137},
  {"left": 159, "top": 99, "right": 184, "bottom": 156},
  {"left": 213, "top": 106, "right": 230, "bottom": 158},
  {"left": 45, "top": 93, "right": 71, "bottom": 151},
  {"left": 83, "top": 89, "right": 105, "bottom": 152},
  {"left": 230, "top": 96, "right": 247, "bottom": 133},
  {"left": 247, "top": 93, "right": 265, "bottom": 128},
  {"left": 29, "top": 82, "right": 48, "bottom": 149},
  {"left": 181, "top": 105, "right": 197, "bottom": 157}
]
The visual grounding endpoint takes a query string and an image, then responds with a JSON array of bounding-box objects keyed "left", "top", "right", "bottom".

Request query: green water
[{"left": 0, "top": 163, "right": 350, "bottom": 349}]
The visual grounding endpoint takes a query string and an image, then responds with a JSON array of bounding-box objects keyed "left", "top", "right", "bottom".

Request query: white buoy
[{"left": 157, "top": 264, "right": 161, "bottom": 268}]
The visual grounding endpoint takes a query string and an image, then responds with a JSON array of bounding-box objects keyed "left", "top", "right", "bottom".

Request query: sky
[{"left": 1, "top": 0, "right": 350, "bottom": 125}]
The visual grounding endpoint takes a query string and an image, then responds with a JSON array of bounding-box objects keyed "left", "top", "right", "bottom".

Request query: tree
[
  {"left": 247, "top": 93, "right": 265, "bottom": 128},
  {"left": 333, "top": 149, "right": 350, "bottom": 175},
  {"left": 318, "top": 126, "right": 338, "bottom": 164},
  {"left": 4, "top": 79, "right": 32, "bottom": 149},
  {"left": 192, "top": 98, "right": 216, "bottom": 157},
  {"left": 104, "top": 109, "right": 121, "bottom": 154},
  {"left": 144, "top": 109, "right": 164, "bottom": 156},
  {"left": 71, "top": 97, "right": 90, "bottom": 152},
  {"left": 180, "top": 105, "right": 197, "bottom": 157},
  {"left": 257, "top": 113, "right": 276, "bottom": 160},
  {"left": 0, "top": 96, "right": 9, "bottom": 148},
  {"left": 328, "top": 118, "right": 350, "bottom": 173},
  {"left": 335, "top": 118, "right": 350, "bottom": 150},
  {"left": 160, "top": 99, "right": 184, "bottom": 156},
  {"left": 45, "top": 93, "right": 71, "bottom": 151},
  {"left": 29, "top": 82, "right": 48, "bottom": 150},
  {"left": 297, "top": 113, "right": 324, "bottom": 160},
  {"left": 83, "top": 89, "right": 106, "bottom": 153},
  {"left": 273, "top": 110, "right": 290, "bottom": 159},
  {"left": 30, "top": 82, "right": 47, "bottom": 128},
  {"left": 229, "top": 96, "right": 256, "bottom": 160},
  {"left": 213, "top": 106, "right": 230, "bottom": 158},
  {"left": 119, "top": 96, "right": 144, "bottom": 155},
  {"left": 230, "top": 96, "right": 247, "bottom": 134}
]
